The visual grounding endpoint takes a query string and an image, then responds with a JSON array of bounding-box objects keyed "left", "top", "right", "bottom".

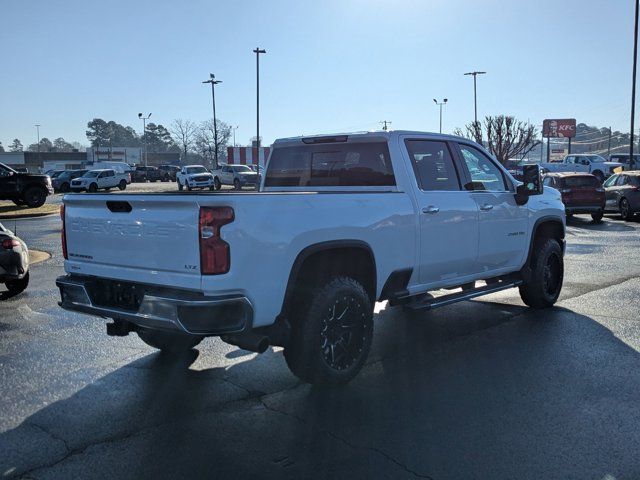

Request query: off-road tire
[
  {"left": 519, "top": 237, "right": 563, "bottom": 309},
  {"left": 23, "top": 187, "right": 47, "bottom": 208},
  {"left": 5, "top": 272, "right": 29, "bottom": 295},
  {"left": 137, "top": 328, "right": 203, "bottom": 353},
  {"left": 283, "top": 277, "right": 373, "bottom": 385}
]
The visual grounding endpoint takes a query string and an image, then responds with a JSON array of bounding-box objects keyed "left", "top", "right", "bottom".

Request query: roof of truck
[{"left": 273, "top": 130, "right": 466, "bottom": 146}]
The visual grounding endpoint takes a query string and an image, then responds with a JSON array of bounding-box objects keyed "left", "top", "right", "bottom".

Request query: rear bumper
[
  {"left": 565, "top": 206, "right": 604, "bottom": 214},
  {"left": 56, "top": 275, "right": 253, "bottom": 336}
]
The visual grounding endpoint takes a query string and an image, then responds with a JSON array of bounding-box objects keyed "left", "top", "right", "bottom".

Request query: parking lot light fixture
[
  {"left": 138, "top": 113, "right": 152, "bottom": 167},
  {"left": 433, "top": 98, "right": 448, "bottom": 134},
  {"left": 203, "top": 74, "right": 222, "bottom": 169}
]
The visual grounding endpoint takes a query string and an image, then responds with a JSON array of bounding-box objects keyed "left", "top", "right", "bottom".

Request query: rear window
[
  {"left": 563, "top": 176, "right": 601, "bottom": 188},
  {"left": 265, "top": 141, "right": 395, "bottom": 187}
]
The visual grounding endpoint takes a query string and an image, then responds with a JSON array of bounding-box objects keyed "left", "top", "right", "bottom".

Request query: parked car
[
  {"left": 131, "top": 166, "right": 163, "bottom": 183},
  {"left": 176, "top": 165, "right": 215, "bottom": 191},
  {"left": 51, "top": 169, "right": 88, "bottom": 193},
  {"left": 212, "top": 164, "right": 259, "bottom": 190},
  {"left": 158, "top": 165, "right": 180, "bottom": 181},
  {"left": 608, "top": 153, "right": 640, "bottom": 171},
  {"left": 0, "top": 162, "right": 53, "bottom": 208},
  {"left": 541, "top": 154, "right": 622, "bottom": 183},
  {"left": 0, "top": 222, "right": 29, "bottom": 295},
  {"left": 70, "top": 169, "right": 129, "bottom": 192},
  {"left": 543, "top": 172, "right": 605, "bottom": 223},
  {"left": 57, "top": 131, "right": 566, "bottom": 386},
  {"left": 603, "top": 171, "right": 640, "bottom": 221}
]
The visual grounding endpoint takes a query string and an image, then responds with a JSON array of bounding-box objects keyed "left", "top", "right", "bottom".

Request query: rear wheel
[
  {"left": 5, "top": 272, "right": 29, "bottom": 295},
  {"left": 234, "top": 179, "right": 241, "bottom": 190},
  {"left": 591, "top": 212, "right": 603, "bottom": 223},
  {"left": 620, "top": 198, "right": 634, "bottom": 221},
  {"left": 519, "top": 237, "right": 563, "bottom": 309},
  {"left": 60, "top": 182, "right": 70, "bottom": 193},
  {"left": 118, "top": 180, "right": 127, "bottom": 191},
  {"left": 23, "top": 187, "right": 47, "bottom": 208},
  {"left": 137, "top": 328, "right": 203, "bottom": 353},
  {"left": 178, "top": 180, "right": 184, "bottom": 191},
  {"left": 283, "top": 277, "right": 373, "bottom": 385}
]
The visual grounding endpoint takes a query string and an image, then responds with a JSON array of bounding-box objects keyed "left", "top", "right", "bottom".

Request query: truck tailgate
[{"left": 64, "top": 195, "right": 202, "bottom": 290}]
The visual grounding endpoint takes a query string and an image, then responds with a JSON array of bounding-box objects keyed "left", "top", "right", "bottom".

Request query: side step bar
[{"left": 403, "top": 279, "right": 523, "bottom": 311}]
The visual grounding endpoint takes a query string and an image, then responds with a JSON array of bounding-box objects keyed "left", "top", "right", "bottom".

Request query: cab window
[
  {"left": 458, "top": 144, "right": 507, "bottom": 192},
  {"left": 404, "top": 140, "right": 460, "bottom": 191}
]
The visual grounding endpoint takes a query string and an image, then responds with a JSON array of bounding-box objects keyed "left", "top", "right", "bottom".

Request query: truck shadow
[
  {"left": 2, "top": 302, "right": 639, "bottom": 479},
  {"left": 566, "top": 214, "right": 636, "bottom": 231}
]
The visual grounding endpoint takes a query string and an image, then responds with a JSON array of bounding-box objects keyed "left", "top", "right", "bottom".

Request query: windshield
[
  {"left": 232, "top": 165, "right": 253, "bottom": 173},
  {"left": 186, "top": 167, "right": 207, "bottom": 174},
  {"left": 83, "top": 171, "right": 100, "bottom": 178},
  {"left": 0, "top": 163, "right": 17, "bottom": 174}
]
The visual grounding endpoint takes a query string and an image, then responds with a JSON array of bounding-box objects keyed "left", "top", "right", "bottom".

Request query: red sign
[{"left": 543, "top": 119, "right": 576, "bottom": 138}]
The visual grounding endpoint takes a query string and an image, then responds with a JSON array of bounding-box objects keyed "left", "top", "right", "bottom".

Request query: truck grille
[{"left": 194, "top": 176, "right": 210, "bottom": 182}]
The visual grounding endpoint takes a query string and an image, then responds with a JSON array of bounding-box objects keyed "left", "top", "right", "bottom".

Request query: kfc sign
[{"left": 543, "top": 119, "right": 576, "bottom": 138}]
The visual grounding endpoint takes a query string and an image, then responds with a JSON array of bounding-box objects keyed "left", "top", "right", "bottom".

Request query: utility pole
[
  {"left": 202, "top": 74, "right": 222, "bottom": 169},
  {"left": 464, "top": 71, "right": 486, "bottom": 125},
  {"left": 34, "top": 124, "right": 41, "bottom": 166},
  {"left": 138, "top": 113, "right": 151, "bottom": 167},
  {"left": 380, "top": 120, "right": 392, "bottom": 131},
  {"left": 433, "top": 98, "right": 447, "bottom": 133},
  {"left": 608, "top": 126, "right": 612, "bottom": 158},
  {"left": 253, "top": 47, "right": 266, "bottom": 190},
  {"left": 631, "top": 0, "right": 639, "bottom": 169}
]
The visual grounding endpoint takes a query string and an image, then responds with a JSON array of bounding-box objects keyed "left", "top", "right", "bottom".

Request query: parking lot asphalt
[{"left": 1, "top": 212, "right": 640, "bottom": 479}]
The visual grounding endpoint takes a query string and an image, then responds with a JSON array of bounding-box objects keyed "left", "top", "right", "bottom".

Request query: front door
[
  {"left": 456, "top": 143, "right": 529, "bottom": 273},
  {"left": 403, "top": 138, "right": 479, "bottom": 286}
]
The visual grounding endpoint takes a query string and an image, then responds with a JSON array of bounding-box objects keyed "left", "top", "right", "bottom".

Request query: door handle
[
  {"left": 422, "top": 206, "right": 440, "bottom": 214},
  {"left": 480, "top": 204, "right": 494, "bottom": 211}
]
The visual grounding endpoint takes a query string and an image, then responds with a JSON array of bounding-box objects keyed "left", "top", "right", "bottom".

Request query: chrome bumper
[{"left": 56, "top": 275, "right": 252, "bottom": 336}]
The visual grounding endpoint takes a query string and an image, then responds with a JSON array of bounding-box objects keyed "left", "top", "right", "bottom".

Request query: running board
[{"left": 404, "top": 280, "right": 523, "bottom": 311}]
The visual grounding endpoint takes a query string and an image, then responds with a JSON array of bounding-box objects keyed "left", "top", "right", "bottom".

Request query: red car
[{"left": 543, "top": 172, "right": 605, "bottom": 223}]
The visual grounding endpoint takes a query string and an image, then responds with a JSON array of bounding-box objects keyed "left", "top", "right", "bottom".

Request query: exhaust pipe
[{"left": 221, "top": 332, "right": 270, "bottom": 353}]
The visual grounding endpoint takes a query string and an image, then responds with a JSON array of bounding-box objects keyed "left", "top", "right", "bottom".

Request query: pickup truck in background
[
  {"left": 70, "top": 169, "right": 129, "bottom": 192},
  {"left": 541, "top": 154, "right": 622, "bottom": 183},
  {"left": 211, "top": 164, "right": 259, "bottom": 190},
  {"left": 0, "top": 162, "right": 53, "bottom": 208},
  {"left": 57, "top": 131, "right": 566, "bottom": 385},
  {"left": 176, "top": 165, "right": 215, "bottom": 191}
]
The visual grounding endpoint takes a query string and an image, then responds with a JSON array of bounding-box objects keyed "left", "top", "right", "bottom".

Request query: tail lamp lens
[
  {"left": 61, "top": 205, "right": 68, "bottom": 260},
  {"left": 1, "top": 238, "right": 20, "bottom": 249},
  {"left": 199, "top": 206, "right": 234, "bottom": 275}
]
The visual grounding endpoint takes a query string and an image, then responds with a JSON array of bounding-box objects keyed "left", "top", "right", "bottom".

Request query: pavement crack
[
  {"left": 25, "top": 421, "right": 70, "bottom": 453},
  {"left": 258, "top": 396, "right": 434, "bottom": 479}
]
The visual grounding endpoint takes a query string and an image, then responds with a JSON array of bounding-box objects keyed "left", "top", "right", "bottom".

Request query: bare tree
[
  {"left": 194, "top": 119, "right": 232, "bottom": 169},
  {"left": 454, "top": 116, "right": 539, "bottom": 165},
  {"left": 170, "top": 119, "right": 197, "bottom": 163}
]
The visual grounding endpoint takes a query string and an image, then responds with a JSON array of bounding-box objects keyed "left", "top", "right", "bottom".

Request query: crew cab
[
  {"left": 70, "top": 169, "right": 129, "bottom": 192},
  {"left": 542, "top": 154, "right": 622, "bottom": 183},
  {"left": 0, "top": 162, "right": 53, "bottom": 208},
  {"left": 176, "top": 165, "right": 215, "bottom": 191},
  {"left": 57, "top": 131, "right": 566, "bottom": 385},
  {"left": 211, "top": 164, "right": 259, "bottom": 190}
]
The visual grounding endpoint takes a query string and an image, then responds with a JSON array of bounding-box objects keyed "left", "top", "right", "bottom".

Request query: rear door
[
  {"left": 403, "top": 138, "right": 479, "bottom": 285},
  {"left": 455, "top": 143, "right": 528, "bottom": 272},
  {"left": 603, "top": 174, "right": 619, "bottom": 210}
]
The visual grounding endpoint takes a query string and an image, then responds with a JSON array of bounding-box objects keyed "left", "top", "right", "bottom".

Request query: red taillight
[
  {"left": 199, "top": 206, "right": 234, "bottom": 275},
  {"left": 60, "top": 205, "right": 68, "bottom": 260},
  {"left": 1, "top": 238, "right": 20, "bottom": 249}
]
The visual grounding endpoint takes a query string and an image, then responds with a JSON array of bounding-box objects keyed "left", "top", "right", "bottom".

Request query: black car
[
  {"left": 158, "top": 165, "right": 180, "bottom": 181},
  {"left": 603, "top": 171, "right": 640, "bottom": 221},
  {"left": 131, "top": 166, "right": 163, "bottom": 182},
  {"left": 0, "top": 223, "right": 29, "bottom": 295},
  {"left": 51, "top": 169, "right": 88, "bottom": 193},
  {"left": 609, "top": 153, "right": 640, "bottom": 171},
  {"left": 0, "top": 162, "right": 53, "bottom": 208}
]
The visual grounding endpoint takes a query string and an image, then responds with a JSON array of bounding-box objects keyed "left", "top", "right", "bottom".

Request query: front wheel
[
  {"left": 519, "top": 237, "right": 564, "bottom": 309},
  {"left": 88, "top": 183, "right": 98, "bottom": 193},
  {"left": 60, "top": 182, "right": 70, "bottom": 193},
  {"left": 178, "top": 180, "right": 184, "bottom": 191},
  {"left": 118, "top": 180, "right": 127, "bottom": 191},
  {"left": 23, "top": 187, "right": 47, "bottom": 208},
  {"left": 5, "top": 272, "right": 29, "bottom": 295},
  {"left": 591, "top": 212, "right": 603, "bottom": 223},
  {"left": 214, "top": 177, "right": 221, "bottom": 190},
  {"left": 620, "top": 198, "right": 634, "bottom": 221},
  {"left": 137, "top": 328, "right": 203, "bottom": 353},
  {"left": 234, "top": 179, "right": 241, "bottom": 190},
  {"left": 283, "top": 277, "right": 373, "bottom": 385}
]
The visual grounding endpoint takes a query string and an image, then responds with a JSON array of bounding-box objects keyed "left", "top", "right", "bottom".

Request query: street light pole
[
  {"left": 138, "top": 113, "right": 151, "bottom": 167},
  {"left": 203, "top": 74, "right": 222, "bottom": 169},
  {"left": 233, "top": 125, "right": 239, "bottom": 147},
  {"left": 34, "top": 125, "right": 41, "bottom": 165},
  {"left": 631, "top": 0, "right": 639, "bottom": 168},
  {"left": 433, "top": 98, "right": 448, "bottom": 134},
  {"left": 464, "top": 71, "right": 486, "bottom": 125},
  {"left": 253, "top": 47, "right": 266, "bottom": 190}
]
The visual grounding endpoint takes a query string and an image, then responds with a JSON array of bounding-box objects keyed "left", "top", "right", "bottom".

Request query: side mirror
[{"left": 515, "top": 164, "right": 543, "bottom": 205}]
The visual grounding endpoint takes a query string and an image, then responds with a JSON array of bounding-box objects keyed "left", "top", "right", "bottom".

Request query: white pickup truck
[
  {"left": 57, "top": 131, "right": 566, "bottom": 385},
  {"left": 176, "top": 165, "right": 215, "bottom": 191},
  {"left": 70, "top": 169, "right": 129, "bottom": 193},
  {"left": 541, "top": 154, "right": 622, "bottom": 183}
]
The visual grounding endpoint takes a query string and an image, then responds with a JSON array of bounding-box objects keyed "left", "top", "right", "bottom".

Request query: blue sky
[{"left": 0, "top": 0, "right": 636, "bottom": 149}]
